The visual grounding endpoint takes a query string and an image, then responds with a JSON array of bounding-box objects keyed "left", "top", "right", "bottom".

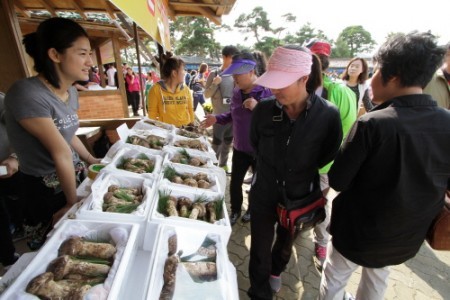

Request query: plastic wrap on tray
[
  {"left": 102, "top": 147, "right": 163, "bottom": 179},
  {"left": 163, "top": 145, "right": 214, "bottom": 168},
  {"left": 80, "top": 170, "right": 155, "bottom": 217},
  {"left": 146, "top": 225, "right": 237, "bottom": 300},
  {"left": 161, "top": 163, "right": 221, "bottom": 194},
  {"left": 133, "top": 117, "right": 175, "bottom": 132},
  {"left": 126, "top": 127, "right": 172, "bottom": 150},
  {"left": 1, "top": 220, "right": 139, "bottom": 300},
  {"left": 153, "top": 183, "right": 226, "bottom": 225}
]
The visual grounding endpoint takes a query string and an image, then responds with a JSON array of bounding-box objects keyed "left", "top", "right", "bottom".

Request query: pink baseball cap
[
  {"left": 254, "top": 47, "right": 312, "bottom": 89},
  {"left": 308, "top": 41, "right": 331, "bottom": 57}
]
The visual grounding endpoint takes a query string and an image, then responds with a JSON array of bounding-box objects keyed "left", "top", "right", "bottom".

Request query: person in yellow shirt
[{"left": 147, "top": 55, "right": 194, "bottom": 127}]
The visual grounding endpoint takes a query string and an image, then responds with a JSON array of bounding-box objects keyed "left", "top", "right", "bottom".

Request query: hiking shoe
[
  {"left": 269, "top": 275, "right": 281, "bottom": 293},
  {"left": 230, "top": 212, "right": 240, "bottom": 226},
  {"left": 241, "top": 211, "right": 251, "bottom": 223},
  {"left": 314, "top": 243, "right": 327, "bottom": 272}
]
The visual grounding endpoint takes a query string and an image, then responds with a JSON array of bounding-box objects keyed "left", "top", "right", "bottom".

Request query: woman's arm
[
  {"left": 19, "top": 117, "right": 78, "bottom": 213},
  {"left": 70, "top": 135, "right": 101, "bottom": 165}
]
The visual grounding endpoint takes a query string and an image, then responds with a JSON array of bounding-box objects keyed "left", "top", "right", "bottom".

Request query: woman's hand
[
  {"left": 0, "top": 156, "right": 19, "bottom": 178},
  {"left": 52, "top": 203, "right": 73, "bottom": 224},
  {"left": 200, "top": 114, "right": 217, "bottom": 129},
  {"left": 243, "top": 97, "right": 258, "bottom": 111}
]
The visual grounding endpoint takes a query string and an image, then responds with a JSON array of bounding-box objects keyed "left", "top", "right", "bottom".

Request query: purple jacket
[{"left": 216, "top": 85, "right": 272, "bottom": 153}]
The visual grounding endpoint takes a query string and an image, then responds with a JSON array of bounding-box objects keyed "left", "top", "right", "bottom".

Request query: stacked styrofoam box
[
  {"left": 170, "top": 134, "right": 218, "bottom": 164},
  {"left": 1, "top": 219, "right": 139, "bottom": 300},
  {"left": 75, "top": 170, "right": 156, "bottom": 244},
  {"left": 144, "top": 224, "right": 238, "bottom": 300},
  {"left": 162, "top": 145, "right": 215, "bottom": 168},
  {"left": 144, "top": 181, "right": 231, "bottom": 251},
  {"left": 102, "top": 147, "right": 164, "bottom": 181},
  {"left": 132, "top": 117, "right": 175, "bottom": 132},
  {"left": 160, "top": 162, "right": 223, "bottom": 194}
]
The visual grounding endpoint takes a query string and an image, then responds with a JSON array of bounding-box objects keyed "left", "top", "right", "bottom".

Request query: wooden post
[
  {"left": 0, "top": 0, "right": 29, "bottom": 92},
  {"left": 133, "top": 22, "right": 146, "bottom": 116}
]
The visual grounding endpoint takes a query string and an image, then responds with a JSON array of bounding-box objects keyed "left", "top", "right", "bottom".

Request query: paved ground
[{"left": 225, "top": 177, "right": 450, "bottom": 300}]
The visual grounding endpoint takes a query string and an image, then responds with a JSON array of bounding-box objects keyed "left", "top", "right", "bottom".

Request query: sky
[{"left": 216, "top": 0, "right": 449, "bottom": 51}]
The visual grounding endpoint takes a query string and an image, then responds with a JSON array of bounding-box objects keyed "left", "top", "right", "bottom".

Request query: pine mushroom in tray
[
  {"left": 163, "top": 166, "right": 214, "bottom": 190},
  {"left": 158, "top": 191, "right": 224, "bottom": 224}
]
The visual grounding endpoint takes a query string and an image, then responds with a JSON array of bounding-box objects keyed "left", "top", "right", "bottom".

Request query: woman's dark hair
[
  {"left": 160, "top": 54, "right": 185, "bottom": 80},
  {"left": 373, "top": 31, "right": 446, "bottom": 88},
  {"left": 22, "top": 17, "right": 89, "bottom": 89},
  {"left": 284, "top": 45, "right": 323, "bottom": 93},
  {"left": 198, "top": 63, "right": 208, "bottom": 74},
  {"left": 341, "top": 57, "right": 369, "bottom": 84}
]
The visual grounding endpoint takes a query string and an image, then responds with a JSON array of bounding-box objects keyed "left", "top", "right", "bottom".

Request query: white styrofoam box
[
  {"left": 76, "top": 177, "right": 93, "bottom": 199},
  {"left": 102, "top": 147, "right": 164, "bottom": 180},
  {"left": 160, "top": 162, "right": 222, "bottom": 194},
  {"left": 75, "top": 171, "right": 156, "bottom": 245},
  {"left": 170, "top": 134, "right": 218, "bottom": 164},
  {"left": 144, "top": 183, "right": 230, "bottom": 251},
  {"left": 144, "top": 224, "right": 238, "bottom": 300},
  {"left": 162, "top": 145, "right": 215, "bottom": 168},
  {"left": 174, "top": 127, "right": 204, "bottom": 139},
  {"left": 132, "top": 117, "right": 175, "bottom": 132},
  {"left": 1, "top": 219, "right": 139, "bottom": 300},
  {"left": 101, "top": 140, "right": 163, "bottom": 165}
]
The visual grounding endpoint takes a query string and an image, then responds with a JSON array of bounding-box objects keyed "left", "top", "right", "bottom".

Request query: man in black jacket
[{"left": 319, "top": 32, "right": 450, "bottom": 300}]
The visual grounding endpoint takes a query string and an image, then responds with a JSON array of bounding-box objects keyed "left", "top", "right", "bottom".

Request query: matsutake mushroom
[
  {"left": 177, "top": 197, "right": 193, "bottom": 218},
  {"left": 26, "top": 272, "right": 91, "bottom": 299},
  {"left": 47, "top": 255, "right": 111, "bottom": 280},
  {"left": 189, "top": 202, "right": 206, "bottom": 220},
  {"left": 59, "top": 236, "right": 116, "bottom": 260}
]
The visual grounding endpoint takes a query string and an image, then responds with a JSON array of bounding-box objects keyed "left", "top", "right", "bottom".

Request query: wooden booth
[{"left": 0, "top": 0, "right": 237, "bottom": 153}]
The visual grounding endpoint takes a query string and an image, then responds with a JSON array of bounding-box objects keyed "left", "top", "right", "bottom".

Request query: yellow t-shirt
[{"left": 147, "top": 82, "right": 194, "bottom": 127}]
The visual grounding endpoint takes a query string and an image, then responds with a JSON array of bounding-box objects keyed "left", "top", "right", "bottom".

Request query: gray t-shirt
[
  {"left": 205, "top": 68, "right": 235, "bottom": 115},
  {"left": 5, "top": 76, "right": 79, "bottom": 176}
]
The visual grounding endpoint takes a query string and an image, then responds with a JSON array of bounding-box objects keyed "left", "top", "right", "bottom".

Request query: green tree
[
  {"left": 234, "top": 6, "right": 272, "bottom": 43},
  {"left": 255, "top": 36, "right": 282, "bottom": 58},
  {"left": 332, "top": 36, "right": 351, "bottom": 58},
  {"left": 283, "top": 22, "right": 330, "bottom": 46},
  {"left": 337, "top": 26, "right": 376, "bottom": 57},
  {"left": 170, "top": 17, "right": 220, "bottom": 58}
]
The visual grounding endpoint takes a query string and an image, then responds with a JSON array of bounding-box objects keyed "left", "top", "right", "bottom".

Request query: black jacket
[
  {"left": 250, "top": 94, "right": 342, "bottom": 212},
  {"left": 329, "top": 94, "right": 450, "bottom": 268}
]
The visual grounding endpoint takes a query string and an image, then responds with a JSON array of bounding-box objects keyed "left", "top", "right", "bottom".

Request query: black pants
[
  {"left": 0, "top": 172, "right": 22, "bottom": 265},
  {"left": 229, "top": 148, "right": 256, "bottom": 214},
  {"left": 248, "top": 206, "right": 296, "bottom": 300},
  {"left": 129, "top": 91, "right": 140, "bottom": 115},
  {"left": 20, "top": 173, "right": 66, "bottom": 226}
]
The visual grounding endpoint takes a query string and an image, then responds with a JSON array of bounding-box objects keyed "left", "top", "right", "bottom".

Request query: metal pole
[{"left": 133, "top": 22, "right": 146, "bottom": 116}]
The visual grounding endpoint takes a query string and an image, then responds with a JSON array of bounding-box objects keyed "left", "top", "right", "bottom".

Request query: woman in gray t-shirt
[{"left": 4, "top": 18, "right": 101, "bottom": 250}]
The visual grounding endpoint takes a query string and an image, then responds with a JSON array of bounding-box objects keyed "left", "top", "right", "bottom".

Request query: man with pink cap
[{"left": 247, "top": 45, "right": 342, "bottom": 299}]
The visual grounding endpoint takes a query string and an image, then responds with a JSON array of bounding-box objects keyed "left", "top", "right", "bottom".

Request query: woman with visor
[
  {"left": 247, "top": 45, "right": 342, "bottom": 299},
  {"left": 200, "top": 52, "right": 272, "bottom": 226}
]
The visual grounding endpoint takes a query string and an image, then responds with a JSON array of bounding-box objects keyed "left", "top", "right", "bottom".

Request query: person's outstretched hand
[{"left": 200, "top": 114, "right": 217, "bottom": 129}]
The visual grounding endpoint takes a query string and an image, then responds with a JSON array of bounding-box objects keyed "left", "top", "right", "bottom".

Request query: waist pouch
[{"left": 276, "top": 192, "right": 326, "bottom": 235}]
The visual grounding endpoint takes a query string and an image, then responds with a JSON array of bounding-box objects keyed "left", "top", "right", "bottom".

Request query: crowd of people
[{"left": 1, "top": 16, "right": 450, "bottom": 300}]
